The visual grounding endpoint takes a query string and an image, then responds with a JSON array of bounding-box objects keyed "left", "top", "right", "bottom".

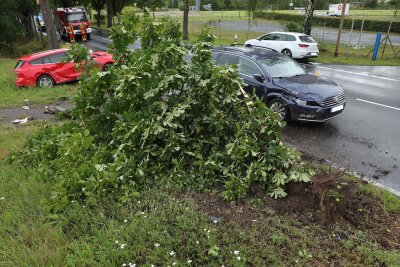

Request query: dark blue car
[{"left": 211, "top": 46, "right": 346, "bottom": 122}]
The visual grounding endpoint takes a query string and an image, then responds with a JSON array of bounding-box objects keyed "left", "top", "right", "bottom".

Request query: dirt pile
[{"left": 193, "top": 171, "right": 400, "bottom": 249}]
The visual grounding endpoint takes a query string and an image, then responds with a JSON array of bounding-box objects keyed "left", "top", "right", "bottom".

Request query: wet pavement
[{"left": 286, "top": 64, "right": 400, "bottom": 191}]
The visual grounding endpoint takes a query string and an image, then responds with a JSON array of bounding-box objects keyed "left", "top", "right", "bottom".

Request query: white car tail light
[{"left": 298, "top": 44, "right": 309, "bottom": 48}]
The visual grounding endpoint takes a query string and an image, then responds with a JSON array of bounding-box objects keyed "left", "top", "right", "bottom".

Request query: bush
[
  {"left": 255, "top": 11, "right": 400, "bottom": 34},
  {"left": 12, "top": 11, "right": 313, "bottom": 212},
  {"left": 283, "top": 22, "right": 303, "bottom": 33}
]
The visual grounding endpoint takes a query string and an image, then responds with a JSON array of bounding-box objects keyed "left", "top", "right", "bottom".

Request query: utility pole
[
  {"left": 334, "top": 0, "right": 348, "bottom": 57},
  {"left": 40, "top": 0, "right": 59, "bottom": 49}
]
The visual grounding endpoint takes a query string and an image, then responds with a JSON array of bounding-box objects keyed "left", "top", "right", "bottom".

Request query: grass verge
[{"left": 0, "top": 124, "right": 399, "bottom": 266}]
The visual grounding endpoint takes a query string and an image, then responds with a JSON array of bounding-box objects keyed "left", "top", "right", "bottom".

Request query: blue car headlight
[{"left": 293, "top": 98, "right": 307, "bottom": 106}]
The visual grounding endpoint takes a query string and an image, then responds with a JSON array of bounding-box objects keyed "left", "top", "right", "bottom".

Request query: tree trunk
[
  {"left": 97, "top": 9, "right": 102, "bottom": 27},
  {"left": 106, "top": 0, "right": 112, "bottom": 28},
  {"left": 183, "top": 0, "right": 189, "bottom": 40},
  {"left": 25, "top": 11, "right": 36, "bottom": 40},
  {"left": 40, "top": 0, "right": 59, "bottom": 49},
  {"left": 303, "top": 0, "right": 315, "bottom": 35}
]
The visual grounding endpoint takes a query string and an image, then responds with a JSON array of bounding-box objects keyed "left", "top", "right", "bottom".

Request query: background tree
[
  {"left": 40, "top": 0, "right": 59, "bottom": 49},
  {"left": 92, "top": 0, "right": 106, "bottom": 27},
  {"left": 0, "top": 0, "right": 24, "bottom": 54},
  {"left": 183, "top": 0, "right": 189, "bottom": 40},
  {"left": 246, "top": 0, "right": 258, "bottom": 39},
  {"left": 303, "top": 0, "right": 315, "bottom": 35},
  {"left": 106, "top": 0, "right": 113, "bottom": 27},
  {"left": 16, "top": 0, "right": 37, "bottom": 40}
]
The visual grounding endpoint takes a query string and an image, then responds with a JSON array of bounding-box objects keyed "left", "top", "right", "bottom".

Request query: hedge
[{"left": 255, "top": 11, "right": 400, "bottom": 33}]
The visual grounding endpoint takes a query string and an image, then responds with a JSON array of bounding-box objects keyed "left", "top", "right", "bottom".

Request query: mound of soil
[{"left": 192, "top": 170, "right": 400, "bottom": 249}]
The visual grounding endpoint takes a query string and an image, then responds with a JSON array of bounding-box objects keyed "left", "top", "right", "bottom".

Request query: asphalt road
[
  {"left": 198, "top": 20, "right": 400, "bottom": 46},
  {"left": 287, "top": 63, "right": 400, "bottom": 191},
  {"left": 81, "top": 30, "right": 400, "bottom": 192}
]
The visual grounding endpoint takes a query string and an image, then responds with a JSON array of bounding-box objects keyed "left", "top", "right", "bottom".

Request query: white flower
[
  {"left": 172, "top": 263, "right": 176, "bottom": 266},
  {"left": 124, "top": 219, "right": 128, "bottom": 223},
  {"left": 196, "top": 241, "right": 199, "bottom": 245},
  {"left": 154, "top": 243, "right": 160, "bottom": 247},
  {"left": 188, "top": 259, "right": 192, "bottom": 264},
  {"left": 169, "top": 250, "right": 175, "bottom": 256},
  {"left": 234, "top": 250, "right": 240, "bottom": 255},
  {"left": 82, "top": 187, "right": 86, "bottom": 192},
  {"left": 120, "top": 243, "right": 127, "bottom": 249},
  {"left": 122, "top": 264, "right": 126, "bottom": 267},
  {"left": 115, "top": 240, "right": 119, "bottom": 244},
  {"left": 151, "top": 265, "right": 154, "bottom": 267},
  {"left": 203, "top": 228, "right": 207, "bottom": 231},
  {"left": 129, "top": 264, "right": 136, "bottom": 267},
  {"left": 237, "top": 256, "right": 241, "bottom": 261},
  {"left": 82, "top": 205, "right": 85, "bottom": 208}
]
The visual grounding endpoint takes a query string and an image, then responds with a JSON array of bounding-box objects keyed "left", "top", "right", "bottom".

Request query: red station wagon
[{"left": 15, "top": 48, "right": 114, "bottom": 87}]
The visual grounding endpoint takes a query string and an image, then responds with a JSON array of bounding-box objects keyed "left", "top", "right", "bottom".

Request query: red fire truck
[{"left": 53, "top": 6, "right": 91, "bottom": 41}]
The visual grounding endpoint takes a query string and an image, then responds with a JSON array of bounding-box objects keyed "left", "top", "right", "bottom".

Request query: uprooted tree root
[{"left": 192, "top": 170, "right": 400, "bottom": 250}]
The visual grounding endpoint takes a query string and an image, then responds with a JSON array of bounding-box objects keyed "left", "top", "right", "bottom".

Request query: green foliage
[
  {"left": 358, "top": 183, "right": 400, "bottom": 213},
  {"left": 0, "top": 0, "right": 25, "bottom": 55},
  {"left": 283, "top": 22, "right": 303, "bottom": 33},
  {"left": 256, "top": 11, "right": 400, "bottom": 33},
  {"left": 12, "top": 11, "right": 313, "bottom": 211}
]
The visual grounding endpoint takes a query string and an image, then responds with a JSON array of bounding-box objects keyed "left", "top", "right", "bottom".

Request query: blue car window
[
  {"left": 238, "top": 57, "right": 262, "bottom": 77},
  {"left": 217, "top": 53, "right": 239, "bottom": 66},
  {"left": 259, "top": 56, "right": 307, "bottom": 78}
]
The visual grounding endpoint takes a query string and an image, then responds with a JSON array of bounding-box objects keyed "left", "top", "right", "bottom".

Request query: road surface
[
  {"left": 287, "top": 63, "right": 400, "bottom": 191},
  {"left": 82, "top": 30, "right": 400, "bottom": 191}
]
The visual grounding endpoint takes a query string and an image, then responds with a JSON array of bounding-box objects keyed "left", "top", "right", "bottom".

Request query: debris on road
[
  {"left": 44, "top": 105, "right": 70, "bottom": 117},
  {"left": 11, "top": 116, "right": 35, "bottom": 125}
]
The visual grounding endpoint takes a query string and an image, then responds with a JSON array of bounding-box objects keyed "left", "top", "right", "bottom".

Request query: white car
[{"left": 244, "top": 32, "right": 319, "bottom": 59}]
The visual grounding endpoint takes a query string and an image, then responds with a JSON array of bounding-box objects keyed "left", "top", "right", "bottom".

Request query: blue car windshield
[{"left": 258, "top": 56, "right": 307, "bottom": 78}]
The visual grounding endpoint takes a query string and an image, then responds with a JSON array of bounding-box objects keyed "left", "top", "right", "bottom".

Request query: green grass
[
  {"left": 12, "top": 39, "right": 48, "bottom": 57},
  {"left": 310, "top": 41, "right": 400, "bottom": 66},
  {"left": 359, "top": 183, "right": 400, "bottom": 213},
  {"left": 276, "top": 9, "right": 400, "bottom": 22},
  {"left": 0, "top": 58, "right": 76, "bottom": 108},
  {"left": 0, "top": 123, "right": 43, "bottom": 158},
  {"left": 0, "top": 124, "right": 399, "bottom": 266}
]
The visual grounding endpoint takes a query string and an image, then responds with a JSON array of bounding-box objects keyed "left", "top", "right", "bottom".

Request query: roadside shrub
[
  {"left": 255, "top": 11, "right": 400, "bottom": 33},
  {"left": 12, "top": 11, "right": 313, "bottom": 212},
  {"left": 283, "top": 22, "right": 303, "bottom": 33}
]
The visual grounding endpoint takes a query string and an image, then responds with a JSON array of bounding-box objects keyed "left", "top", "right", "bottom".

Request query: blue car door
[
  {"left": 217, "top": 53, "right": 266, "bottom": 100},
  {"left": 237, "top": 56, "right": 266, "bottom": 100}
]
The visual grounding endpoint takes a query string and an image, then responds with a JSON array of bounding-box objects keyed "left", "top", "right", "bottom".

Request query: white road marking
[
  {"left": 314, "top": 65, "right": 400, "bottom": 82},
  {"left": 102, "top": 37, "right": 112, "bottom": 41},
  {"left": 356, "top": 98, "right": 400, "bottom": 111}
]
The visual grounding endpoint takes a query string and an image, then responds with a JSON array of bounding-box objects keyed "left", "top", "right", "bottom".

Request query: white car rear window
[{"left": 299, "top": 35, "right": 315, "bottom": 43}]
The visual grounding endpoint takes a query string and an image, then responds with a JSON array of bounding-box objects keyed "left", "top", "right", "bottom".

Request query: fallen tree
[{"left": 11, "top": 11, "right": 313, "bottom": 212}]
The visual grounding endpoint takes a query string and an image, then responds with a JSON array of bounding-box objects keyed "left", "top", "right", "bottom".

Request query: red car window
[
  {"left": 30, "top": 57, "right": 44, "bottom": 65},
  {"left": 49, "top": 52, "right": 68, "bottom": 63}
]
